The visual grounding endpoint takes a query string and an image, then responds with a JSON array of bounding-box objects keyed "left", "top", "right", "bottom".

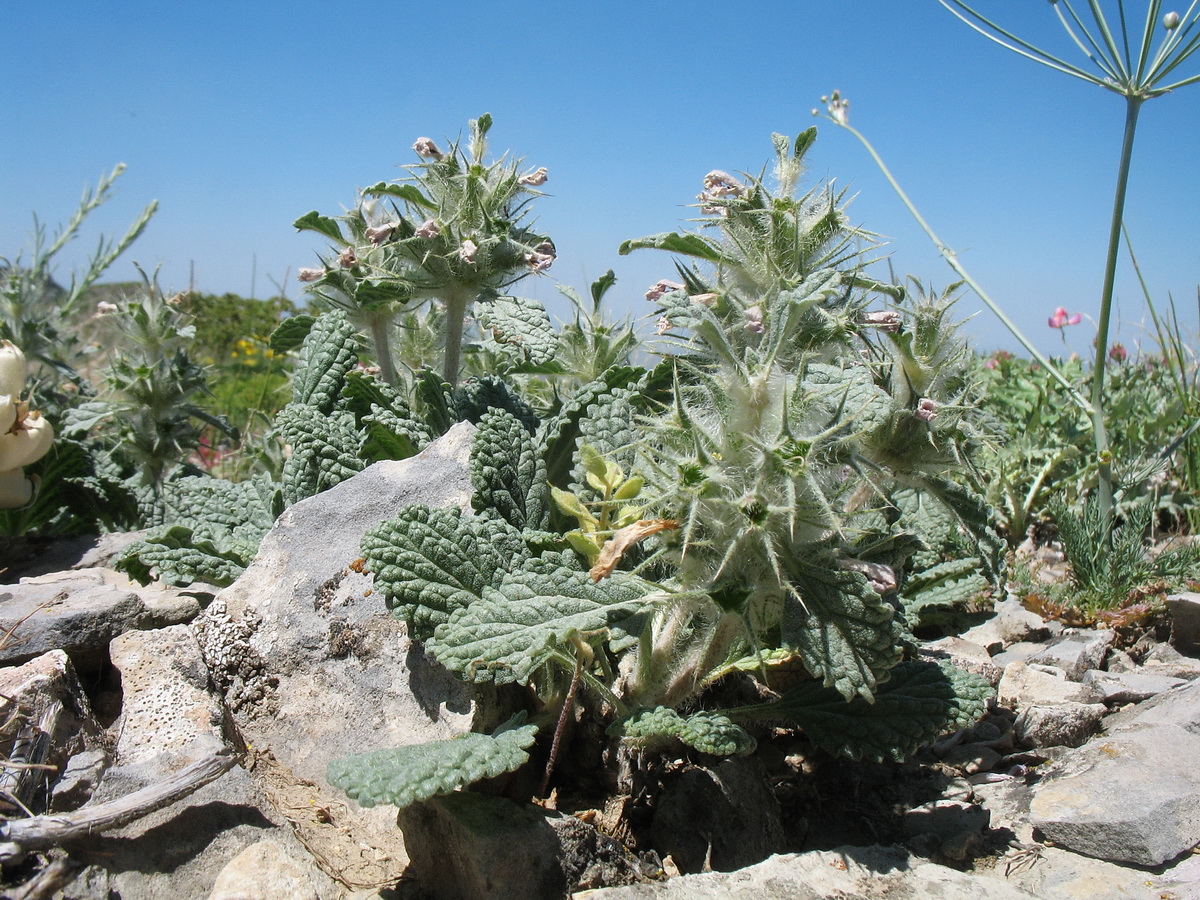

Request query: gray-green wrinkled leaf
[
  {"left": 452, "top": 375, "right": 539, "bottom": 433},
  {"left": 614, "top": 707, "right": 756, "bottom": 756},
  {"left": 471, "top": 408, "right": 549, "bottom": 531},
  {"left": 477, "top": 296, "right": 557, "bottom": 367},
  {"left": 117, "top": 525, "right": 254, "bottom": 587},
  {"left": 361, "top": 505, "right": 528, "bottom": 639},
  {"left": 747, "top": 660, "right": 992, "bottom": 763},
  {"left": 783, "top": 556, "right": 905, "bottom": 702},
  {"left": 291, "top": 311, "right": 361, "bottom": 413},
  {"left": 328, "top": 719, "right": 538, "bottom": 809},
  {"left": 277, "top": 404, "right": 366, "bottom": 505},
  {"left": 618, "top": 232, "right": 735, "bottom": 265},
  {"left": 901, "top": 557, "right": 988, "bottom": 625},
  {"left": 429, "top": 566, "right": 653, "bottom": 684},
  {"left": 571, "top": 387, "right": 638, "bottom": 493},
  {"left": 293, "top": 210, "right": 347, "bottom": 244},
  {"left": 361, "top": 182, "right": 437, "bottom": 210},
  {"left": 268, "top": 315, "right": 317, "bottom": 353},
  {"left": 800, "top": 361, "right": 893, "bottom": 438},
  {"left": 539, "top": 366, "right": 644, "bottom": 488}
]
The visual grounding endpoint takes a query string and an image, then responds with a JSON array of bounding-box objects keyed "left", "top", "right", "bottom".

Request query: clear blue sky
[{"left": 3, "top": 1, "right": 1198, "bottom": 353}]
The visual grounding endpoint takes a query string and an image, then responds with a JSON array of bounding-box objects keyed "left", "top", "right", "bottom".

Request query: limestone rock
[
  {"left": 961, "top": 599, "right": 1050, "bottom": 654},
  {"left": 208, "top": 837, "right": 341, "bottom": 900},
  {"left": 191, "top": 422, "right": 479, "bottom": 889},
  {"left": 919, "top": 636, "right": 1002, "bottom": 686},
  {"left": 997, "top": 660, "right": 1103, "bottom": 709},
  {"left": 903, "top": 798, "right": 990, "bottom": 860},
  {"left": 1029, "top": 679, "right": 1200, "bottom": 866},
  {"left": 579, "top": 846, "right": 1043, "bottom": 899},
  {"left": 1081, "top": 668, "right": 1187, "bottom": 706},
  {"left": 1013, "top": 702, "right": 1106, "bottom": 749},
  {"left": 0, "top": 649, "right": 103, "bottom": 814},
  {"left": 1026, "top": 629, "right": 1115, "bottom": 681}
]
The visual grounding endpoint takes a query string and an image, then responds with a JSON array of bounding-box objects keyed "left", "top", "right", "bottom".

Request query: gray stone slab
[
  {"left": 1082, "top": 668, "right": 1187, "bottom": 706},
  {"left": 1026, "top": 629, "right": 1115, "bottom": 681}
]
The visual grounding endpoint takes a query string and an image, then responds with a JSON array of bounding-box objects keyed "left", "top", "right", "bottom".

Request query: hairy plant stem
[
  {"left": 366, "top": 310, "right": 398, "bottom": 387},
  {"left": 826, "top": 115, "right": 1094, "bottom": 417},
  {"left": 441, "top": 286, "right": 473, "bottom": 384},
  {"left": 1091, "top": 96, "right": 1143, "bottom": 530}
]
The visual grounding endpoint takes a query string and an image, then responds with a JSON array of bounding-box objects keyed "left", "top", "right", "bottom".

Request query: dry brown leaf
[{"left": 589, "top": 519, "right": 678, "bottom": 581}]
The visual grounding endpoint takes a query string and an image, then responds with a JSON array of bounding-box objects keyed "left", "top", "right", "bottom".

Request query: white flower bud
[
  {"left": 96, "top": 300, "right": 119, "bottom": 315},
  {"left": 459, "top": 239, "right": 479, "bottom": 263},
  {"left": 1164, "top": 11, "right": 1181, "bottom": 28},
  {"left": 0, "top": 411, "right": 54, "bottom": 470},
  {"left": 0, "top": 341, "right": 28, "bottom": 397},
  {"left": 0, "top": 468, "right": 33, "bottom": 508}
]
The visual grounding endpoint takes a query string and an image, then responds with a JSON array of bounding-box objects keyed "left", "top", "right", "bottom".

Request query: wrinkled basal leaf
[
  {"left": 471, "top": 408, "right": 549, "bottom": 531},
  {"left": 747, "top": 660, "right": 992, "bottom": 763},
  {"left": 328, "top": 718, "right": 538, "bottom": 809},
  {"left": 361, "top": 505, "right": 528, "bottom": 640},
  {"left": 429, "top": 565, "right": 653, "bottom": 684},
  {"left": 614, "top": 706, "right": 756, "bottom": 756},
  {"left": 477, "top": 296, "right": 557, "bottom": 367}
]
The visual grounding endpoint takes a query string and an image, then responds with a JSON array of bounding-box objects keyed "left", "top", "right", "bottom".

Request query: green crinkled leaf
[
  {"left": 429, "top": 566, "right": 653, "bottom": 684},
  {"left": 476, "top": 296, "right": 557, "bottom": 367},
  {"left": 783, "top": 554, "right": 905, "bottom": 702},
  {"left": 116, "top": 525, "right": 253, "bottom": 587},
  {"left": 293, "top": 210, "right": 347, "bottom": 244},
  {"left": 539, "top": 366, "right": 644, "bottom": 488},
  {"left": 277, "top": 404, "right": 366, "bottom": 505},
  {"left": 342, "top": 370, "right": 433, "bottom": 461},
  {"left": 800, "top": 361, "right": 893, "bottom": 438},
  {"left": 291, "top": 311, "right": 362, "bottom": 413},
  {"left": 361, "top": 505, "right": 529, "bottom": 640},
  {"left": 453, "top": 375, "right": 539, "bottom": 433},
  {"left": 901, "top": 557, "right": 988, "bottom": 623},
  {"left": 471, "top": 408, "right": 549, "bottom": 531},
  {"left": 361, "top": 182, "right": 437, "bottom": 210},
  {"left": 269, "top": 315, "right": 317, "bottom": 353},
  {"left": 571, "top": 387, "right": 638, "bottom": 492},
  {"left": 618, "top": 232, "right": 735, "bottom": 265},
  {"left": 614, "top": 707, "right": 756, "bottom": 756},
  {"left": 743, "top": 660, "right": 992, "bottom": 763},
  {"left": 328, "top": 719, "right": 539, "bottom": 809},
  {"left": 415, "top": 368, "right": 457, "bottom": 437}
]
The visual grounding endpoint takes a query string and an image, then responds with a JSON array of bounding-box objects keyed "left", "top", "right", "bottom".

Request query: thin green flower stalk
[{"left": 934, "top": 0, "right": 1200, "bottom": 527}]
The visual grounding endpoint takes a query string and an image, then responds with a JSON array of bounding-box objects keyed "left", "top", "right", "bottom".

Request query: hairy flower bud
[
  {"left": 915, "top": 398, "right": 938, "bottom": 422},
  {"left": 365, "top": 222, "right": 398, "bottom": 246},
  {"left": 518, "top": 167, "right": 548, "bottom": 186},
  {"left": 297, "top": 267, "right": 324, "bottom": 283},
  {"left": 644, "top": 279, "right": 684, "bottom": 302},
  {"left": 0, "top": 410, "right": 54, "bottom": 470},
  {"left": 1164, "top": 11, "right": 1181, "bottom": 29},
  {"left": 459, "top": 239, "right": 479, "bottom": 263},
  {"left": 412, "top": 137, "right": 443, "bottom": 160},
  {"left": 744, "top": 305, "right": 765, "bottom": 334},
  {"left": 859, "top": 310, "right": 901, "bottom": 332}
]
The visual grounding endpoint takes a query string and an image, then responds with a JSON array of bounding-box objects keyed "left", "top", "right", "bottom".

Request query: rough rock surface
[
  {"left": 1026, "top": 629, "right": 1115, "bottom": 681},
  {"left": 1029, "top": 680, "right": 1200, "bottom": 866},
  {"left": 581, "top": 845, "right": 1044, "bottom": 899},
  {"left": 961, "top": 598, "right": 1050, "bottom": 653},
  {"left": 1169, "top": 591, "right": 1200, "bottom": 654},
  {"left": 997, "top": 660, "right": 1102, "bottom": 708},
  {"left": 191, "top": 423, "right": 479, "bottom": 889}
]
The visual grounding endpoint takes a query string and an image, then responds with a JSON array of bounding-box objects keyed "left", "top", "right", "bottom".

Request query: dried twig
[{"left": 0, "top": 752, "right": 238, "bottom": 864}]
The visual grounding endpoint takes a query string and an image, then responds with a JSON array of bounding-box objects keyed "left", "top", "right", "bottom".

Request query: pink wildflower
[
  {"left": 519, "top": 167, "right": 548, "bottom": 186},
  {"left": 459, "top": 239, "right": 478, "bottom": 263},
  {"left": 412, "top": 137, "right": 443, "bottom": 160},
  {"left": 744, "top": 305, "right": 765, "bottom": 334},
  {"left": 1048, "top": 307, "right": 1083, "bottom": 328},
  {"left": 859, "top": 310, "right": 901, "bottom": 332},
  {"left": 415, "top": 219, "right": 440, "bottom": 239},
  {"left": 915, "top": 398, "right": 938, "bottom": 422},
  {"left": 655, "top": 315, "right": 672, "bottom": 335},
  {"left": 1109, "top": 343, "right": 1128, "bottom": 363},
  {"left": 95, "top": 300, "right": 119, "bottom": 315},
  {"left": 297, "top": 267, "right": 324, "bottom": 283},
  {"left": 645, "top": 279, "right": 684, "bottom": 302},
  {"left": 337, "top": 247, "right": 358, "bottom": 268},
  {"left": 365, "top": 222, "right": 397, "bottom": 246}
]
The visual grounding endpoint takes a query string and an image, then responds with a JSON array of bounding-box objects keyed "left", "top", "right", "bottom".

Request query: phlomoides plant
[
  {"left": 327, "top": 129, "right": 995, "bottom": 834},
  {"left": 294, "top": 114, "right": 556, "bottom": 386},
  {"left": 819, "top": 0, "right": 1200, "bottom": 548}
]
